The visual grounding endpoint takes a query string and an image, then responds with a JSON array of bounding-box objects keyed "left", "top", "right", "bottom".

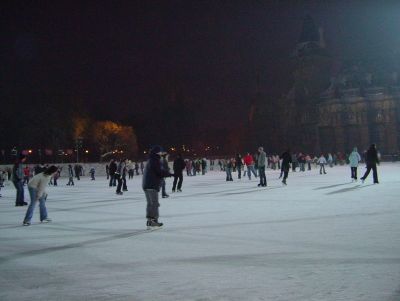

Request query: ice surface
[{"left": 0, "top": 163, "right": 400, "bottom": 301}]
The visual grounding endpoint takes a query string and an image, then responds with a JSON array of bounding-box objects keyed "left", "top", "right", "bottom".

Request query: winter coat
[
  {"left": 365, "top": 147, "right": 379, "bottom": 165},
  {"left": 243, "top": 154, "right": 254, "bottom": 166},
  {"left": 318, "top": 156, "right": 327, "bottom": 164},
  {"left": 109, "top": 161, "right": 117, "bottom": 175},
  {"left": 280, "top": 151, "right": 292, "bottom": 168},
  {"left": 258, "top": 151, "right": 266, "bottom": 167},
  {"left": 173, "top": 157, "right": 186, "bottom": 175},
  {"left": 28, "top": 172, "right": 52, "bottom": 198},
  {"left": 68, "top": 166, "right": 74, "bottom": 177},
  {"left": 12, "top": 163, "right": 24, "bottom": 182},
  {"left": 348, "top": 151, "right": 361, "bottom": 167},
  {"left": 235, "top": 155, "right": 243, "bottom": 167},
  {"left": 142, "top": 152, "right": 172, "bottom": 191}
]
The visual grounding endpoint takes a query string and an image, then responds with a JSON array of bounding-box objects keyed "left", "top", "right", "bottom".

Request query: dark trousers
[
  {"left": 144, "top": 189, "right": 159, "bottom": 219},
  {"left": 351, "top": 167, "right": 358, "bottom": 179},
  {"left": 361, "top": 164, "right": 378, "bottom": 183},
  {"left": 13, "top": 180, "right": 25, "bottom": 205},
  {"left": 172, "top": 174, "right": 183, "bottom": 191},
  {"left": 109, "top": 174, "right": 116, "bottom": 186},
  {"left": 282, "top": 166, "right": 289, "bottom": 182},
  {"left": 161, "top": 178, "right": 167, "bottom": 196},
  {"left": 237, "top": 166, "right": 241, "bottom": 179},
  {"left": 258, "top": 166, "right": 266, "bottom": 186},
  {"left": 67, "top": 177, "right": 74, "bottom": 185},
  {"left": 116, "top": 175, "right": 122, "bottom": 193},
  {"left": 122, "top": 176, "right": 127, "bottom": 191}
]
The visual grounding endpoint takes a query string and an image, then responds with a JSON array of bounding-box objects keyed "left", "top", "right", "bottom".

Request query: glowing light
[
  {"left": 28, "top": 150, "right": 32, "bottom": 154},
  {"left": 85, "top": 150, "right": 89, "bottom": 154}
]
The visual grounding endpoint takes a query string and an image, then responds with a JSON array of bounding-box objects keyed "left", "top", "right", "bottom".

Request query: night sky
[{"left": 2, "top": 1, "right": 400, "bottom": 148}]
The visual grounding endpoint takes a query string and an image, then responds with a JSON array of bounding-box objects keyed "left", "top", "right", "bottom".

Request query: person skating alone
[
  {"left": 280, "top": 149, "right": 292, "bottom": 185},
  {"left": 115, "top": 159, "right": 125, "bottom": 195},
  {"left": 257, "top": 147, "right": 267, "bottom": 187},
  {"left": 12, "top": 154, "right": 28, "bottom": 206},
  {"left": 160, "top": 153, "right": 170, "bottom": 198},
  {"left": 142, "top": 146, "right": 173, "bottom": 229},
  {"left": 348, "top": 147, "right": 361, "bottom": 181},
  {"left": 67, "top": 164, "right": 74, "bottom": 185},
  {"left": 360, "top": 144, "right": 379, "bottom": 184},
  {"left": 318, "top": 154, "right": 327, "bottom": 174},
  {"left": 172, "top": 153, "right": 185, "bottom": 192},
  {"left": 23, "top": 165, "right": 58, "bottom": 226}
]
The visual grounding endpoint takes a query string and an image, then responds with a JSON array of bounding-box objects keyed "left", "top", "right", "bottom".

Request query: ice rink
[{"left": 1, "top": 163, "right": 399, "bottom": 301}]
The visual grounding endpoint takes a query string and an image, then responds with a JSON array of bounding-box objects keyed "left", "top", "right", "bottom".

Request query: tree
[{"left": 91, "top": 121, "right": 138, "bottom": 159}]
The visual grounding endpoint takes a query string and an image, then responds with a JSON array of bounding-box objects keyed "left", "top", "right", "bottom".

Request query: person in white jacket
[
  {"left": 23, "top": 165, "right": 58, "bottom": 226},
  {"left": 317, "top": 154, "right": 327, "bottom": 175},
  {"left": 348, "top": 147, "right": 362, "bottom": 181}
]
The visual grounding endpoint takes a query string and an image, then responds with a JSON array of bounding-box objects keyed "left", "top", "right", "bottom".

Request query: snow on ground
[{"left": 0, "top": 163, "right": 399, "bottom": 301}]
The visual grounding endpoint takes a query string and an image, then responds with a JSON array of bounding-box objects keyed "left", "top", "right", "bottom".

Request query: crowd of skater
[{"left": 1, "top": 144, "right": 381, "bottom": 229}]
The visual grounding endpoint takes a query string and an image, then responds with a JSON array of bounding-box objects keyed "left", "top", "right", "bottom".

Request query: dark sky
[{"left": 2, "top": 1, "right": 400, "bottom": 127}]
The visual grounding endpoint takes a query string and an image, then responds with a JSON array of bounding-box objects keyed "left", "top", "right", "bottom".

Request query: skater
[
  {"left": 172, "top": 153, "right": 185, "bottom": 192},
  {"left": 225, "top": 158, "right": 233, "bottom": 181},
  {"left": 360, "top": 144, "right": 379, "bottom": 184},
  {"left": 327, "top": 153, "right": 333, "bottom": 168},
  {"left": 67, "top": 164, "right": 74, "bottom": 185},
  {"left": 12, "top": 154, "right": 28, "bottom": 206},
  {"left": 109, "top": 159, "right": 117, "bottom": 187},
  {"left": 318, "top": 154, "right": 327, "bottom": 174},
  {"left": 23, "top": 165, "right": 58, "bottom": 226},
  {"left": 105, "top": 164, "right": 110, "bottom": 180},
  {"left": 115, "top": 159, "right": 125, "bottom": 195},
  {"left": 89, "top": 167, "right": 95, "bottom": 180},
  {"left": 201, "top": 158, "right": 207, "bottom": 175},
  {"left": 348, "top": 147, "right": 361, "bottom": 181},
  {"left": 135, "top": 162, "right": 140, "bottom": 175},
  {"left": 142, "top": 145, "right": 173, "bottom": 229},
  {"left": 235, "top": 154, "right": 243, "bottom": 179},
  {"left": 74, "top": 164, "right": 80, "bottom": 180},
  {"left": 280, "top": 149, "right": 292, "bottom": 185},
  {"left": 257, "top": 147, "right": 267, "bottom": 187},
  {"left": 160, "top": 153, "right": 170, "bottom": 198},
  {"left": 122, "top": 160, "right": 128, "bottom": 191},
  {"left": 53, "top": 167, "right": 60, "bottom": 186},
  {"left": 23, "top": 165, "right": 30, "bottom": 185},
  {"left": 243, "top": 153, "right": 257, "bottom": 180}
]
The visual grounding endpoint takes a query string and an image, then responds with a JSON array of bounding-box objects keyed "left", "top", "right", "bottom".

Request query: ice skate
[
  {"left": 147, "top": 219, "right": 163, "bottom": 230},
  {"left": 41, "top": 218, "right": 52, "bottom": 223}
]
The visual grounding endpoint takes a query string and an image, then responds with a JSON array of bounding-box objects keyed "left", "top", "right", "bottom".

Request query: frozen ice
[{"left": 0, "top": 163, "right": 400, "bottom": 301}]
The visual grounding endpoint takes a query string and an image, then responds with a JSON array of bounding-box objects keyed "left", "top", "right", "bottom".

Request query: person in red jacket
[{"left": 243, "top": 153, "right": 257, "bottom": 180}]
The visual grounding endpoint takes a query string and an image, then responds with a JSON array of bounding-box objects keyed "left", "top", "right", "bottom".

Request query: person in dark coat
[
  {"left": 115, "top": 159, "right": 125, "bottom": 195},
  {"left": 160, "top": 154, "right": 170, "bottom": 198},
  {"left": 280, "top": 150, "right": 292, "bottom": 185},
  {"left": 12, "top": 154, "right": 28, "bottom": 206},
  {"left": 67, "top": 164, "right": 74, "bottom": 186},
  {"left": 172, "top": 154, "right": 185, "bottom": 192},
  {"left": 74, "top": 165, "right": 80, "bottom": 180},
  {"left": 109, "top": 159, "right": 117, "bottom": 187},
  {"left": 360, "top": 144, "right": 380, "bottom": 184},
  {"left": 142, "top": 145, "right": 173, "bottom": 229},
  {"left": 235, "top": 154, "right": 243, "bottom": 179}
]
